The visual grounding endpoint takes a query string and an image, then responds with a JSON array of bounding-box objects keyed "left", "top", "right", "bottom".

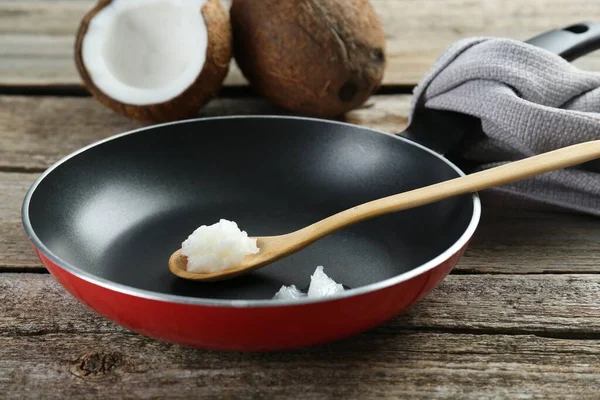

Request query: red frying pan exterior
[{"left": 35, "top": 244, "right": 467, "bottom": 351}]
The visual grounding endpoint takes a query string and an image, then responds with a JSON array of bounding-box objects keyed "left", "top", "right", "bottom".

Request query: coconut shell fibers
[{"left": 231, "top": 0, "right": 386, "bottom": 118}]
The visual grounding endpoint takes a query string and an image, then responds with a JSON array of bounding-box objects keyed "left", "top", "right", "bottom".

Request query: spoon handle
[{"left": 296, "top": 140, "right": 600, "bottom": 241}]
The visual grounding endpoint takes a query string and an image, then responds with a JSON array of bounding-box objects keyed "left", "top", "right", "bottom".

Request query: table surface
[{"left": 2, "top": 1, "right": 600, "bottom": 398}]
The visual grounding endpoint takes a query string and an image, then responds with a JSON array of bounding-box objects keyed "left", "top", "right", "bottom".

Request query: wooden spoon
[{"left": 170, "top": 140, "right": 600, "bottom": 281}]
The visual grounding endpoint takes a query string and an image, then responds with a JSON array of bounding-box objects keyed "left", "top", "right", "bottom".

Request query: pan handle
[
  {"left": 525, "top": 21, "right": 600, "bottom": 61},
  {"left": 403, "top": 21, "right": 600, "bottom": 160}
]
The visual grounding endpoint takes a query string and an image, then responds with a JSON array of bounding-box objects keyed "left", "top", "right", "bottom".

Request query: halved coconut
[{"left": 75, "top": 0, "right": 232, "bottom": 123}]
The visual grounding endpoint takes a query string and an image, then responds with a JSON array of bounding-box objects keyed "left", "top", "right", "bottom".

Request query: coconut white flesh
[
  {"left": 82, "top": 0, "right": 208, "bottom": 105},
  {"left": 181, "top": 219, "right": 259, "bottom": 274}
]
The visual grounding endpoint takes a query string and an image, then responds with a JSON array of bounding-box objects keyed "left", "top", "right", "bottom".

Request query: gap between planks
[
  {"left": 4, "top": 325, "right": 600, "bottom": 342},
  {"left": 5, "top": 268, "right": 600, "bottom": 276},
  {"left": 0, "top": 84, "right": 415, "bottom": 98},
  {"left": 1, "top": 0, "right": 599, "bottom": 89}
]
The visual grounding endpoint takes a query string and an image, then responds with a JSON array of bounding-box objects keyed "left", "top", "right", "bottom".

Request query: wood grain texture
[
  {"left": 2, "top": 274, "right": 600, "bottom": 398},
  {"left": 0, "top": 95, "right": 399, "bottom": 170},
  {"left": 1, "top": 0, "right": 599, "bottom": 88},
  {"left": 0, "top": 96, "right": 140, "bottom": 171},
  {"left": 458, "top": 206, "right": 600, "bottom": 274},
  {"left": 0, "top": 173, "right": 38, "bottom": 269},
  {"left": 3, "top": 273, "right": 600, "bottom": 336},
  {"left": 2, "top": 333, "right": 600, "bottom": 399}
]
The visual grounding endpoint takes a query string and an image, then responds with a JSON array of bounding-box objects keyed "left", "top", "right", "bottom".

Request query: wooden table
[{"left": 2, "top": 1, "right": 600, "bottom": 398}]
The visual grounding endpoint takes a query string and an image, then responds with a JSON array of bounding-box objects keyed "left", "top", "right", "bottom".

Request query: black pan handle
[{"left": 525, "top": 21, "right": 600, "bottom": 61}]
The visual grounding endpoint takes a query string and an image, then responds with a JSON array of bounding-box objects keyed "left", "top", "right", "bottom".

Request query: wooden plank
[
  {"left": 0, "top": 96, "right": 141, "bottom": 171},
  {"left": 0, "top": 0, "right": 599, "bottom": 88},
  {"left": 0, "top": 173, "right": 38, "bottom": 269},
  {"left": 2, "top": 273, "right": 600, "bottom": 398},
  {"left": 456, "top": 207, "right": 600, "bottom": 274},
  {"left": 2, "top": 332, "right": 600, "bottom": 399},
  {"left": 0, "top": 95, "right": 400, "bottom": 171},
  {"left": 3, "top": 274, "right": 600, "bottom": 336}
]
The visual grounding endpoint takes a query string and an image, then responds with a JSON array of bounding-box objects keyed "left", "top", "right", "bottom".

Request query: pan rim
[{"left": 22, "top": 115, "right": 481, "bottom": 308}]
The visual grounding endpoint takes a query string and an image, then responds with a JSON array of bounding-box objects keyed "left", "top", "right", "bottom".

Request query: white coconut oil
[
  {"left": 181, "top": 219, "right": 258, "bottom": 273},
  {"left": 273, "top": 266, "right": 346, "bottom": 300}
]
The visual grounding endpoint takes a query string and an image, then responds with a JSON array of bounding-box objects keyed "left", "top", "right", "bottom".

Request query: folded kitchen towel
[{"left": 409, "top": 38, "right": 600, "bottom": 216}]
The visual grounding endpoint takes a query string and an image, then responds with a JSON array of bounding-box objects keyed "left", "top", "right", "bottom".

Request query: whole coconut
[{"left": 230, "top": 0, "right": 386, "bottom": 118}]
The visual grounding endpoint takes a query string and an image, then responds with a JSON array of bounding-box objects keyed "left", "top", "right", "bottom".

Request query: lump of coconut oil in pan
[
  {"left": 273, "top": 266, "right": 345, "bottom": 300},
  {"left": 307, "top": 266, "right": 345, "bottom": 297},
  {"left": 273, "top": 285, "right": 306, "bottom": 300},
  {"left": 181, "top": 219, "right": 259, "bottom": 273}
]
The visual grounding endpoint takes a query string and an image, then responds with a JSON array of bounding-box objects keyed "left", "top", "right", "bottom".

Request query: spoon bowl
[{"left": 169, "top": 236, "right": 291, "bottom": 281}]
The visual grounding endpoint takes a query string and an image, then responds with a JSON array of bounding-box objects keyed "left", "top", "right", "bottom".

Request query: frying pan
[{"left": 22, "top": 23, "right": 600, "bottom": 351}]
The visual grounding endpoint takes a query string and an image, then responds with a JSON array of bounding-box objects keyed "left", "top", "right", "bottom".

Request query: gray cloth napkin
[{"left": 409, "top": 38, "right": 600, "bottom": 216}]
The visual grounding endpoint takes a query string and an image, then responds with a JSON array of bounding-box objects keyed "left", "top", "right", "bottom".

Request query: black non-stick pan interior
[{"left": 27, "top": 117, "right": 474, "bottom": 300}]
